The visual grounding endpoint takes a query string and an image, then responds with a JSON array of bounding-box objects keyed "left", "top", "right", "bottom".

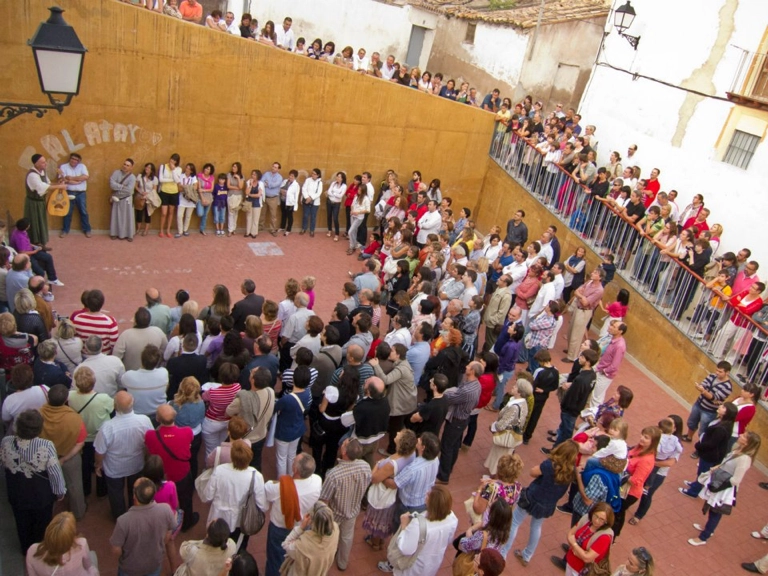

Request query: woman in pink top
[
  {"left": 613, "top": 426, "right": 661, "bottom": 538},
  {"left": 301, "top": 276, "right": 316, "bottom": 311},
  {"left": 26, "top": 512, "right": 98, "bottom": 576},
  {"left": 599, "top": 289, "right": 629, "bottom": 337},
  {"left": 202, "top": 362, "right": 242, "bottom": 458}
]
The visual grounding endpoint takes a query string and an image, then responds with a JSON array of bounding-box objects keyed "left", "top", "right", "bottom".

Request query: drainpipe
[{"left": 527, "top": 0, "right": 546, "bottom": 61}]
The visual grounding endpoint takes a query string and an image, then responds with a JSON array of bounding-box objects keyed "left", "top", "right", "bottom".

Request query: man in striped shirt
[
  {"left": 436, "top": 361, "right": 482, "bottom": 484},
  {"left": 71, "top": 289, "right": 119, "bottom": 354},
  {"left": 682, "top": 361, "right": 733, "bottom": 447}
]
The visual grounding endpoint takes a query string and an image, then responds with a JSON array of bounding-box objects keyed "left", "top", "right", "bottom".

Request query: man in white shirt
[
  {"left": 551, "top": 262, "right": 565, "bottom": 301},
  {"left": 416, "top": 200, "right": 442, "bottom": 245},
  {"left": 649, "top": 191, "right": 679, "bottom": 223},
  {"left": 381, "top": 54, "right": 396, "bottom": 80},
  {"left": 502, "top": 247, "right": 528, "bottom": 296},
  {"left": 626, "top": 144, "right": 640, "bottom": 169},
  {"left": 461, "top": 270, "right": 479, "bottom": 310},
  {"left": 74, "top": 336, "right": 125, "bottom": 397},
  {"left": 538, "top": 231, "right": 554, "bottom": 266},
  {"left": 264, "top": 453, "right": 322, "bottom": 576},
  {"left": 224, "top": 11, "right": 239, "bottom": 35},
  {"left": 94, "top": 391, "right": 153, "bottom": 519},
  {"left": 276, "top": 17, "right": 295, "bottom": 51},
  {"left": 58, "top": 153, "right": 91, "bottom": 238},
  {"left": 354, "top": 48, "right": 369, "bottom": 72},
  {"left": 528, "top": 270, "right": 557, "bottom": 320}
]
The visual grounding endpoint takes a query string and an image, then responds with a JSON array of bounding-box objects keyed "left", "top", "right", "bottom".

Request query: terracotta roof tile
[{"left": 410, "top": 0, "right": 610, "bottom": 29}]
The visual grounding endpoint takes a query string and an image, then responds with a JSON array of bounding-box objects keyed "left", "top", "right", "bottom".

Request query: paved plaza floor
[{"left": 2, "top": 230, "right": 767, "bottom": 576}]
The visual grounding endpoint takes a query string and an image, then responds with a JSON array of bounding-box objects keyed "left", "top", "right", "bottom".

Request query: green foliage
[{"left": 488, "top": 0, "right": 517, "bottom": 10}]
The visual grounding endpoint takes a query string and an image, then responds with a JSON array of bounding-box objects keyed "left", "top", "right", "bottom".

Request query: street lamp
[
  {"left": 613, "top": 1, "right": 640, "bottom": 50},
  {"left": 0, "top": 6, "right": 86, "bottom": 126}
]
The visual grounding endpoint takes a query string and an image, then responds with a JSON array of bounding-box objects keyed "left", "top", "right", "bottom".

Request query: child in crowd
[
  {"left": 358, "top": 231, "right": 382, "bottom": 261},
  {"left": 301, "top": 276, "right": 316, "bottom": 310},
  {"left": 589, "top": 416, "right": 629, "bottom": 461},
  {"left": 294, "top": 37, "right": 306, "bottom": 55},
  {"left": 598, "top": 288, "right": 630, "bottom": 337},
  {"left": 212, "top": 173, "right": 228, "bottom": 236},
  {"left": 600, "top": 253, "right": 616, "bottom": 286}
]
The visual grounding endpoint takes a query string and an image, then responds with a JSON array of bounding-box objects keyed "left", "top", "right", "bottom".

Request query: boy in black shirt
[{"left": 409, "top": 374, "right": 449, "bottom": 437}]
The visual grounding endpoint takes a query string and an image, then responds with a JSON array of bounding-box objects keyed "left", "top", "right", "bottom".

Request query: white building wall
[
  {"left": 462, "top": 23, "right": 529, "bottom": 89},
  {"left": 579, "top": 0, "right": 768, "bottom": 265},
  {"left": 226, "top": 0, "right": 437, "bottom": 69}
]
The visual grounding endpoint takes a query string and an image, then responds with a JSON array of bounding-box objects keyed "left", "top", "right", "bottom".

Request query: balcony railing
[
  {"left": 727, "top": 46, "right": 768, "bottom": 110},
  {"left": 489, "top": 132, "right": 768, "bottom": 403}
]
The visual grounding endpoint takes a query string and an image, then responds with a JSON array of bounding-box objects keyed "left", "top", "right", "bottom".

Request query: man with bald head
[
  {"left": 352, "top": 376, "right": 390, "bottom": 467},
  {"left": 74, "top": 335, "right": 125, "bottom": 397},
  {"left": 145, "top": 288, "right": 172, "bottom": 336},
  {"left": 94, "top": 391, "right": 153, "bottom": 519},
  {"left": 436, "top": 361, "right": 482, "bottom": 484},
  {"left": 145, "top": 404, "right": 198, "bottom": 531}
]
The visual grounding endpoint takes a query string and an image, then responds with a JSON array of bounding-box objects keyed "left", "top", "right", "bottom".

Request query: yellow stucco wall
[
  {"left": 476, "top": 161, "right": 768, "bottom": 464},
  {"left": 0, "top": 0, "right": 493, "bottom": 231}
]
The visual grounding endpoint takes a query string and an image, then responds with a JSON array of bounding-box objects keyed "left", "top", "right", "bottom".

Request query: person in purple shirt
[{"left": 9, "top": 219, "right": 62, "bottom": 286}]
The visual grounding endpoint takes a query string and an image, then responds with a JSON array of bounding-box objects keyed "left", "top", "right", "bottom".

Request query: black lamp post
[
  {"left": 0, "top": 6, "right": 86, "bottom": 126},
  {"left": 613, "top": 1, "right": 641, "bottom": 50}
]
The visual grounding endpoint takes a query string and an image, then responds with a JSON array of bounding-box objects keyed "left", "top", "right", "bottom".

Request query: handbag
[
  {"left": 517, "top": 486, "right": 532, "bottom": 511},
  {"left": 199, "top": 191, "right": 213, "bottom": 207},
  {"left": 239, "top": 470, "right": 266, "bottom": 535},
  {"left": 452, "top": 532, "right": 488, "bottom": 576},
  {"left": 583, "top": 555, "right": 612, "bottom": 576},
  {"left": 133, "top": 191, "right": 147, "bottom": 210},
  {"left": 464, "top": 496, "right": 482, "bottom": 525},
  {"left": 492, "top": 429, "right": 522, "bottom": 449},
  {"left": 386, "top": 513, "right": 427, "bottom": 571},
  {"left": 265, "top": 414, "right": 278, "bottom": 448},
  {"left": 310, "top": 418, "right": 326, "bottom": 439},
  {"left": 194, "top": 447, "right": 220, "bottom": 496},
  {"left": 227, "top": 194, "right": 244, "bottom": 212},
  {"left": 367, "top": 481, "right": 397, "bottom": 509},
  {"left": 708, "top": 467, "right": 733, "bottom": 492}
]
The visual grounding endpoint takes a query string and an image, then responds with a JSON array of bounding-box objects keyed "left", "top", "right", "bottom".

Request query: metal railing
[
  {"left": 490, "top": 132, "right": 768, "bottom": 401},
  {"left": 728, "top": 46, "right": 768, "bottom": 104}
]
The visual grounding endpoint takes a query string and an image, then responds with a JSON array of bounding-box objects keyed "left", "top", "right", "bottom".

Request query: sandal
[
  {"left": 628, "top": 517, "right": 640, "bottom": 526},
  {"left": 334, "top": 236, "right": 339, "bottom": 242},
  {"left": 327, "top": 231, "right": 332, "bottom": 237},
  {"left": 681, "top": 435, "right": 693, "bottom": 443}
]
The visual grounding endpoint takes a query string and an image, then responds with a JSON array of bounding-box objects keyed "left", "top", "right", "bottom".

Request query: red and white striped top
[
  {"left": 203, "top": 383, "right": 241, "bottom": 421},
  {"left": 70, "top": 311, "right": 120, "bottom": 354}
]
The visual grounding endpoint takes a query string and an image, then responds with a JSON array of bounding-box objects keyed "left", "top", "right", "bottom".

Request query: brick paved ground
[{"left": 2, "top": 229, "right": 767, "bottom": 576}]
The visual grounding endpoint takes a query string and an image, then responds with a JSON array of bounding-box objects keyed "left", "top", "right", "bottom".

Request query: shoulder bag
[
  {"left": 194, "top": 447, "right": 220, "bottom": 496},
  {"left": 75, "top": 393, "right": 100, "bottom": 415},
  {"left": 452, "top": 531, "right": 488, "bottom": 576},
  {"left": 239, "top": 470, "right": 266, "bottom": 535},
  {"left": 492, "top": 404, "right": 523, "bottom": 448},
  {"left": 387, "top": 513, "right": 428, "bottom": 571}
]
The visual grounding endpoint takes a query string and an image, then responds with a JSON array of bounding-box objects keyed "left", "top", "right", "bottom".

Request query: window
[
  {"left": 465, "top": 22, "right": 476, "bottom": 44},
  {"left": 722, "top": 130, "right": 760, "bottom": 169}
]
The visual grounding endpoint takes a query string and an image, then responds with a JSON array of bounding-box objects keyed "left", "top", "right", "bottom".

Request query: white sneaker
[
  {"left": 687, "top": 538, "right": 706, "bottom": 546},
  {"left": 50, "top": 279, "right": 65, "bottom": 287},
  {"left": 693, "top": 523, "right": 704, "bottom": 531},
  {"left": 752, "top": 531, "right": 767, "bottom": 540},
  {"left": 377, "top": 561, "right": 394, "bottom": 573}
]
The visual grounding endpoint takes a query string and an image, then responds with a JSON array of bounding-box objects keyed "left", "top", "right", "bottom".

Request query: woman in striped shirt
[
  {"left": 0, "top": 409, "right": 66, "bottom": 555},
  {"left": 201, "top": 362, "right": 241, "bottom": 459}
]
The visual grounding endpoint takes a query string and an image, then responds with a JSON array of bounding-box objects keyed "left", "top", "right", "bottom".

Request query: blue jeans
[
  {"left": 554, "top": 412, "right": 578, "bottom": 446},
  {"left": 265, "top": 522, "right": 291, "bottom": 576},
  {"left": 197, "top": 201, "right": 211, "bottom": 231},
  {"left": 302, "top": 204, "right": 319, "bottom": 232},
  {"left": 493, "top": 370, "right": 514, "bottom": 410},
  {"left": 699, "top": 508, "right": 722, "bottom": 541},
  {"left": 635, "top": 469, "right": 665, "bottom": 519},
  {"left": 687, "top": 400, "right": 717, "bottom": 438},
  {"left": 684, "top": 458, "right": 715, "bottom": 497},
  {"left": 62, "top": 192, "right": 91, "bottom": 233},
  {"left": 505, "top": 504, "right": 545, "bottom": 561},
  {"left": 213, "top": 205, "right": 226, "bottom": 224}
]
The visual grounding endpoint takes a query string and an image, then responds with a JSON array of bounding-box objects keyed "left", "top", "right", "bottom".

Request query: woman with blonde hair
[
  {"left": 509, "top": 440, "right": 579, "bottom": 565},
  {"left": 278, "top": 279, "right": 300, "bottom": 325},
  {"left": 14, "top": 288, "right": 48, "bottom": 343},
  {"left": 171, "top": 376, "right": 206, "bottom": 477},
  {"left": 281, "top": 501, "right": 340, "bottom": 575},
  {"left": 26, "top": 512, "right": 98, "bottom": 575},
  {"left": 241, "top": 315, "right": 263, "bottom": 354},
  {"left": 688, "top": 430, "right": 761, "bottom": 546},
  {"left": 68, "top": 367, "right": 113, "bottom": 498},
  {"left": 470, "top": 454, "right": 524, "bottom": 537},
  {"left": 52, "top": 319, "right": 82, "bottom": 371}
]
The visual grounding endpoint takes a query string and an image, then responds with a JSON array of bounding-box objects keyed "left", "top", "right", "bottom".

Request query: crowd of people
[
  {"left": 121, "top": 0, "right": 508, "bottom": 111},
  {"left": 4, "top": 160, "right": 768, "bottom": 574}
]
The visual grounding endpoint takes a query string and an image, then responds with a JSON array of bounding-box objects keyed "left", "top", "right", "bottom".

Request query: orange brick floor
[{"left": 2, "top": 229, "right": 767, "bottom": 576}]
